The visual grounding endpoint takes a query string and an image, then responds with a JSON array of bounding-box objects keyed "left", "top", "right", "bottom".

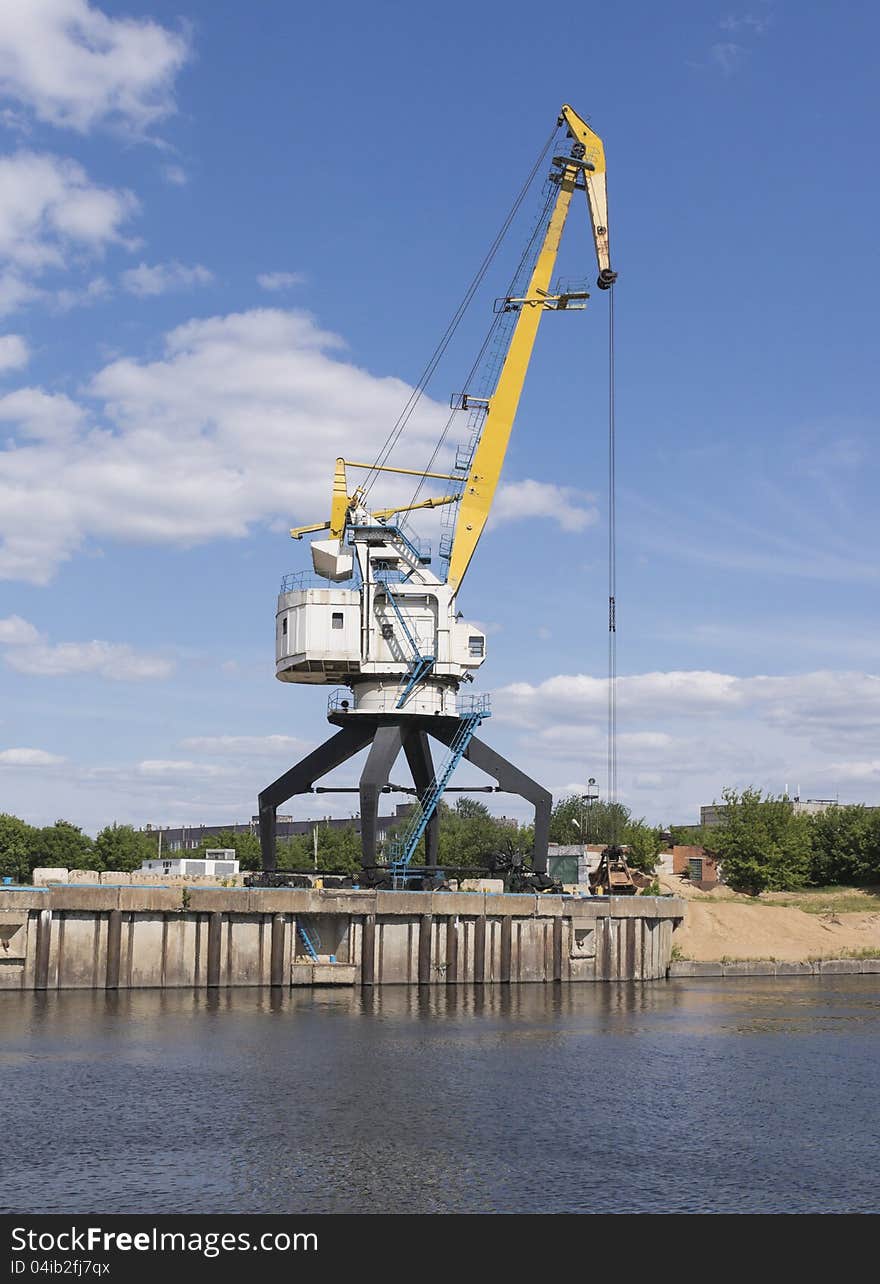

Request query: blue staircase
[
  {"left": 380, "top": 583, "right": 436, "bottom": 709},
  {"left": 297, "top": 920, "right": 319, "bottom": 961},
  {"left": 386, "top": 701, "right": 490, "bottom": 884}
]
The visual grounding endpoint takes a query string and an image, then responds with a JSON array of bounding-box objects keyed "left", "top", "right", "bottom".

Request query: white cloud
[
  {"left": 491, "top": 667, "right": 880, "bottom": 821},
  {"left": 0, "top": 614, "right": 173, "bottom": 678},
  {"left": 493, "top": 479, "right": 598, "bottom": 533},
  {"left": 180, "top": 734, "right": 307, "bottom": 756},
  {"left": 0, "top": 273, "right": 40, "bottom": 316},
  {"left": 0, "top": 612, "right": 39, "bottom": 644},
  {"left": 0, "top": 307, "right": 605, "bottom": 583},
  {"left": 0, "top": 746, "right": 64, "bottom": 766},
  {"left": 0, "top": 333, "right": 28, "bottom": 372},
  {"left": 121, "top": 261, "right": 213, "bottom": 297},
  {"left": 0, "top": 152, "right": 138, "bottom": 270},
  {"left": 162, "top": 164, "right": 187, "bottom": 186},
  {"left": 257, "top": 272, "right": 304, "bottom": 291},
  {"left": 0, "top": 387, "right": 87, "bottom": 439},
  {"left": 497, "top": 669, "right": 880, "bottom": 735},
  {"left": 137, "top": 759, "right": 229, "bottom": 778},
  {"left": 0, "top": 307, "right": 449, "bottom": 581},
  {"left": 0, "top": 0, "right": 190, "bottom": 136},
  {"left": 4, "top": 639, "right": 174, "bottom": 680}
]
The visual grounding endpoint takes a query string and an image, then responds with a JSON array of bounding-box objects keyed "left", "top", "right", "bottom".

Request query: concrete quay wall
[{"left": 0, "top": 887, "right": 684, "bottom": 991}]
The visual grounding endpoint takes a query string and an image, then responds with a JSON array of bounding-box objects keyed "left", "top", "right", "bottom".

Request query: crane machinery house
[{"left": 259, "top": 104, "right": 616, "bottom": 888}]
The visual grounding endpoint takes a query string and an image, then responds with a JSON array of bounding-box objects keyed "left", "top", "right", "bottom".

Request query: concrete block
[
  {"left": 460, "top": 879, "right": 504, "bottom": 893},
  {"left": 858, "top": 958, "right": 880, "bottom": 973},
  {"left": 533, "top": 895, "right": 565, "bottom": 918},
  {"left": 32, "top": 868, "right": 69, "bottom": 886},
  {"left": 48, "top": 886, "right": 119, "bottom": 911},
  {"left": 817, "top": 958, "right": 863, "bottom": 974},
  {"left": 565, "top": 901, "right": 603, "bottom": 922},
  {"left": 492, "top": 893, "right": 539, "bottom": 917},
  {"left": 722, "top": 961, "right": 778, "bottom": 977},
  {"left": 180, "top": 888, "right": 243, "bottom": 912},
  {"left": 100, "top": 871, "right": 133, "bottom": 885},
  {"left": 117, "top": 887, "right": 186, "bottom": 912},
  {"left": 775, "top": 962, "right": 815, "bottom": 975},
  {"left": 67, "top": 870, "right": 102, "bottom": 884},
  {"left": 376, "top": 890, "right": 430, "bottom": 915},
  {"left": 431, "top": 891, "right": 487, "bottom": 917},
  {"left": 0, "top": 889, "right": 48, "bottom": 910},
  {"left": 246, "top": 888, "right": 315, "bottom": 914},
  {"left": 290, "top": 962, "right": 357, "bottom": 986},
  {"left": 667, "top": 961, "right": 723, "bottom": 977}
]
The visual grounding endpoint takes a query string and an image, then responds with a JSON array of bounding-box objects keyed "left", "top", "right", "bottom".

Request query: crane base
[{"left": 257, "top": 712, "right": 551, "bottom": 875}]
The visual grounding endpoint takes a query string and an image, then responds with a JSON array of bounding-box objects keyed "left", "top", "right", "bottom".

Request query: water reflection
[{"left": 2, "top": 979, "right": 878, "bottom": 1214}]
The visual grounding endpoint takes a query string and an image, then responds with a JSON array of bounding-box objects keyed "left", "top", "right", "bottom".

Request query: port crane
[{"left": 257, "top": 104, "right": 616, "bottom": 885}]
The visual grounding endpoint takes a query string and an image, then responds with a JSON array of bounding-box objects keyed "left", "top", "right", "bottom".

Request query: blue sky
[{"left": 0, "top": 0, "right": 878, "bottom": 833}]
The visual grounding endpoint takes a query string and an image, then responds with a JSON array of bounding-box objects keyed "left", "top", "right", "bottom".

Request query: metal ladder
[
  {"left": 297, "top": 920, "right": 319, "bottom": 961},
  {"left": 387, "top": 710, "right": 485, "bottom": 882},
  {"left": 381, "top": 582, "right": 436, "bottom": 708}
]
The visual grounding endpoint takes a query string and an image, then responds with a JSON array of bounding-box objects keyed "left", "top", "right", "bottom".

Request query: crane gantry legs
[{"left": 257, "top": 712, "right": 551, "bottom": 881}]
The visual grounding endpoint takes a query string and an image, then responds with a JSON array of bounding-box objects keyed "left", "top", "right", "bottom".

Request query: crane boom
[{"left": 446, "top": 105, "right": 614, "bottom": 593}]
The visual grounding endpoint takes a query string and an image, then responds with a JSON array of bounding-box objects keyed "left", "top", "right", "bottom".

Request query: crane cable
[
  {"left": 403, "top": 178, "right": 560, "bottom": 516},
  {"left": 360, "top": 123, "right": 561, "bottom": 500},
  {"left": 607, "top": 284, "right": 618, "bottom": 845}
]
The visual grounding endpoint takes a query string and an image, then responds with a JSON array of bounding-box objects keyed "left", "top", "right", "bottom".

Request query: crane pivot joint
[{"left": 597, "top": 268, "right": 618, "bottom": 290}]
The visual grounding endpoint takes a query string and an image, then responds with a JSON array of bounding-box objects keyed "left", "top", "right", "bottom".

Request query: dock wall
[{"left": 0, "top": 887, "right": 684, "bottom": 990}]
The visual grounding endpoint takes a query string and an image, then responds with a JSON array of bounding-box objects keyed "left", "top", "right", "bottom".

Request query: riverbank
[{"left": 658, "top": 874, "right": 880, "bottom": 963}]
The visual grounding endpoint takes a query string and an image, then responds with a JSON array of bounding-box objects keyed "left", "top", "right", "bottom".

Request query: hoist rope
[
  {"left": 607, "top": 284, "right": 618, "bottom": 844},
  {"left": 402, "top": 178, "right": 559, "bottom": 517},
  {"left": 360, "top": 123, "right": 561, "bottom": 500}
]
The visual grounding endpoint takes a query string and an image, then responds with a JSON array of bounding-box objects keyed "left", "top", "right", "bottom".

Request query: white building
[{"left": 139, "top": 849, "right": 239, "bottom": 878}]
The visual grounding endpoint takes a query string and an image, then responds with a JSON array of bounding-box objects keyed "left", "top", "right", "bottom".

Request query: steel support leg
[
  {"left": 402, "top": 728, "right": 439, "bottom": 867},
  {"left": 258, "top": 723, "right": 374, "bottom": 872},
  {"left": 429, "top": 729, "right": 552, "bottom": 873},
  {"left": 359, "top": 724, "right": 404, "bottom": 868}
]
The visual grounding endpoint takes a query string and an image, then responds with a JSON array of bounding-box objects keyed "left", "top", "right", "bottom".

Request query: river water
[{"left": 2, "top": 979, "right": 878, "bottom": 1215}]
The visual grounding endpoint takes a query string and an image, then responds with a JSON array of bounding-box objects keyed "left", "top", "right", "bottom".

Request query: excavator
[{"left": 256, "top": 105, "right": 617, "bottom": 888}]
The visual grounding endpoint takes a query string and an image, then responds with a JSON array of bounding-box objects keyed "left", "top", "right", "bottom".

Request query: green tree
[
  {"left": 29, "top": 820, "right": 95, "bottom": 873},
  {"left": 0, "top": 813, "right": 38, "bottom": 883},
  {"left": 549, "top": 796, "right": 631, "bottom": 845},
  {"left": 808, "top": 806, "right": 880, "bottom": 886},
  {"left": 713, "top": 787, "right": 812, "bottom": 893},
  {"left": 94, "top": 823, "right": 156, "bottom": 872},
  {"left": 621, "top": 822, "right": 663, "bottom": 873}
]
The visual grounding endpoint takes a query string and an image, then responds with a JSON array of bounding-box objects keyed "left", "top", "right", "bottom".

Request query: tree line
[
  {"left": 3, "top": 787, "right": 877, "bottom": 890},
  {"left": 672, "top": 786, "right": 880, "bottom": 894}
]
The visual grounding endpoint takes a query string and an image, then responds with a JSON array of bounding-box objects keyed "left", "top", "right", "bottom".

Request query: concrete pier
[{"left": 0, "top": 886, "right": 684, "bottom": 990}]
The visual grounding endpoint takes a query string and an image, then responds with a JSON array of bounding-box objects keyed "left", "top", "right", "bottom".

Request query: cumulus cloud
[
  {"left": 0, "top": 307, "right": 605, "bottom": 582},
  {"left": 496, "top": 668, "right": 880, "bottom": 734},
  {"left": 0, "top": 333, "right": 28, "bottom": 372},
  {"left": 0, "top": 152, "right": 138, "bottom": 270},
  {"left": 137, "top": 759, "right": 229, "bottom": 778},
  {"left": 121, "top": 260, "right": 213, "bottom": 297},
  {"left": 5, "top": 640, "right": 174, "bottom": 680},
  {"left": 257, "top": 272, "right": 304, "bottom": 291},
  {"left": 0, "top": 746, "right": 64, "bottom": 766},
  {"left": 0, "top": 613, "right": 173, "bottom": 679},
  {"left": 0, "top": 0, "right": 190, "bottom": 136},
  {"left": 0, "top": 387, "right": 87, "bottom": 439},
  {"left": 0, "top": 613, "right": 39, "bottom": 644},
  {"left": 180, "top": 734, "right": 307, "bottom": 756},
  {"left": 492, "top": 667, "right": 880, "bottom": 821},
  {"left": 493, "top": 479, "right": 598, "bottom": 532}
]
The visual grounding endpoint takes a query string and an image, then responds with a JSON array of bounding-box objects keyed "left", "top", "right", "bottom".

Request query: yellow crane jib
[{"left": 445, "top": 104, "right": 615, "bottom": 593}]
